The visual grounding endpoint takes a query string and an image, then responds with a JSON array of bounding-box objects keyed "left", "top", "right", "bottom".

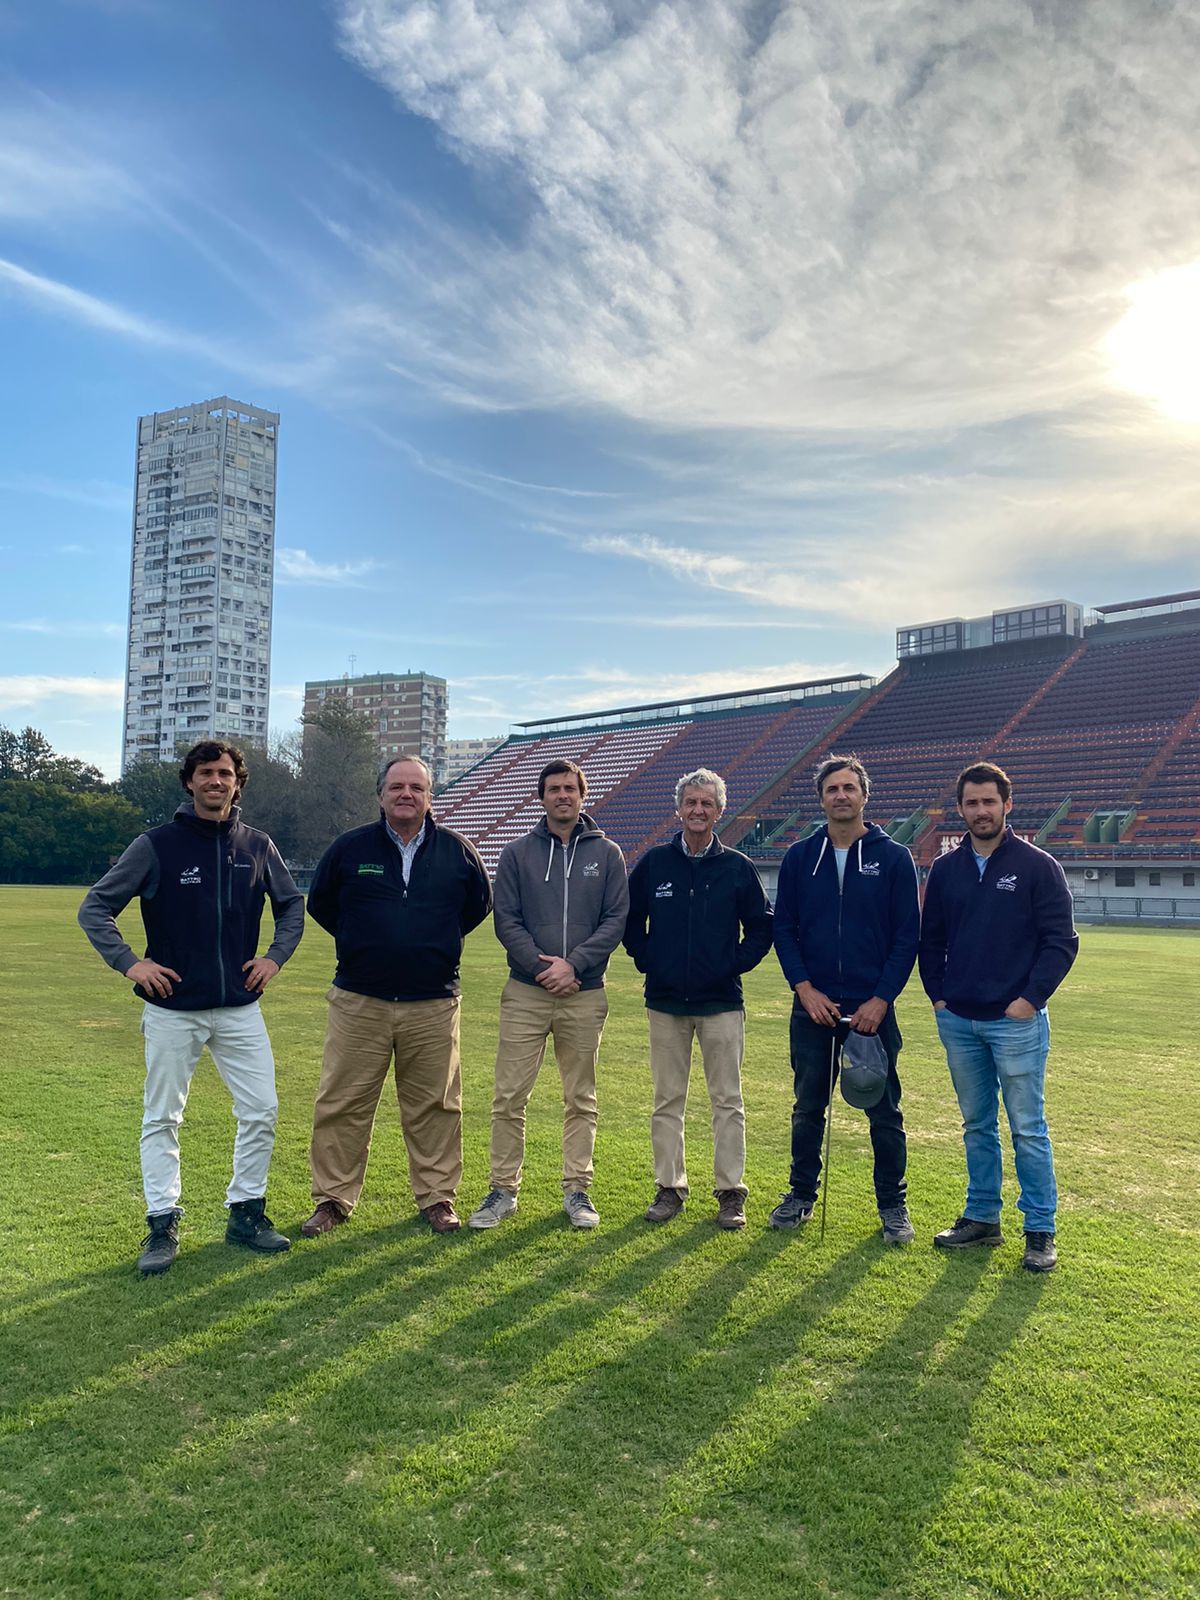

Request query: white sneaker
[
  {"left": 467, "top": 1188, "right": 518, "bottom": 1229},
  {"left": 564, "top": 1190, "right": 600, "bottom": 1229}
]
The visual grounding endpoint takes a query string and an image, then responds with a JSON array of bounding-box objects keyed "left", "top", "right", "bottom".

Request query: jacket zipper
[
  {"left": 561, "top": 839, "right": 569, "bottom": 956},
  {"left": 215, "top": 832, "right": 226, "bottom": 1006}
]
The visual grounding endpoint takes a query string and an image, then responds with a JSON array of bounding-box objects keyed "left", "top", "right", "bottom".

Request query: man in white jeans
[{"left": 79, "top": 740, "right": 304, "bottom": 1274}]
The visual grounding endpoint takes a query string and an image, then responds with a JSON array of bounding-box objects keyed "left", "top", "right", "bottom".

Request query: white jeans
[{"left": 140, "top": 1002, "right": 278, "bottom": 1214}]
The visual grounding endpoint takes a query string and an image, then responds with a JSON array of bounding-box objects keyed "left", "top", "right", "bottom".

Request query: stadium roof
[
  {"left": 515, "top": 674, "right": 873, "bottom": 732},
  {"left": 1095, "top": 589, "right": 1200, "bottom": 615}
]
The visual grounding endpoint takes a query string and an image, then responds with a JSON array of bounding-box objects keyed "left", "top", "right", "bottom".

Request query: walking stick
[{"left": 819, "top": 1026, "right": 839, "bottom": 1243}]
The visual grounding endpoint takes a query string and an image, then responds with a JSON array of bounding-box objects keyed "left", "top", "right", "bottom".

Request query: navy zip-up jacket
[
  {"left": 918, "top": 827, "right": 1078, "bottom": 1020},
  {"left": 78, "top": 801, "right": 304, "bottom": 1011},
  {"left": 623, "top": 833, "right": 773, "bottom": 1015},
  {"left": 773, "top": 823, "right": 919, "bottom": 1008},
  {"left": 307, "top": 813, "right": 491, "bottom": 1002}
]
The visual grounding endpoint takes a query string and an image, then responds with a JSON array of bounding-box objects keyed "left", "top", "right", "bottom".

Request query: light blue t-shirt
[
  {"left": 972, "top": 849, "right": 989, "bottom": 879},
  {"left": 834, "top": 847, "right": 850, "bottom": 887}
]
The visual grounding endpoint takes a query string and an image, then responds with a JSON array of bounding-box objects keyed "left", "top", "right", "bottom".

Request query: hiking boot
[
  {"left": 138, "top": 1210, "right": 180, "bottom": 1275},
  {"left": 879, "top": 1203, "right": 915, "bottom": 1246},
  {"left": 226, "top": 1197, "right": 291, "bottom": 1252},
  {"left": 421, "top": 1201, "right": 461, "bottom": 1234},
  {"left": 768, "top": 1191, "right": 814, "bottom": 1229},
  {"left": 468, "top": 1188, "right": 518, "bottom": 1230},
  {"left": 564, "top": 1190, "right": 600, "bottom": 1229},
  {"left": 300, "top": 1200, "right": 347, "bottom": 1238},
  {"left": 643, "top": 1186, "right": 685, "bottom": 1224},
  {"left": 933, "top": 1215, "right": 1003, "bottom": 1250},
  {"left": 1023, "top": 1231, "right": 1058, "bottom": 1273},
  {"left": 715, "top": 1190, "right": 747, "bottom": 1231}
]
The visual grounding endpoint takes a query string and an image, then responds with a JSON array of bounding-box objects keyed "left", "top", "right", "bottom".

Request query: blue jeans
[{"left": 935, "top": 1007, "right": 1057, "bottom": 1233}]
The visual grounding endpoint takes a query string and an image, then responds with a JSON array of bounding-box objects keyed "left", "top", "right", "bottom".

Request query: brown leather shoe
[
  {"left": 715, "top": 1190, "right": 747, "bottom": 1230},
  {"left": 300, "top": 1200, "right": 347, "bottom": 1238},
  {"left": 644, "top": 1186, "right": 685, "bottom": 1224},
  {"left": 421, "top": 1200, "right": 461, "bottom": 1234}
]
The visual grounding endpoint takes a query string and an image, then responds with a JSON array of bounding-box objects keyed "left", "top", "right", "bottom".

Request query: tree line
[{"left": 0, "top": 699, "right": 382, "bottom": 884}]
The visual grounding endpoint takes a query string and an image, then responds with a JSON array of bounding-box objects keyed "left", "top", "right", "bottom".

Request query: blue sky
[{"left": 2, "top": 0, "right": 1198, "bottom": 776}]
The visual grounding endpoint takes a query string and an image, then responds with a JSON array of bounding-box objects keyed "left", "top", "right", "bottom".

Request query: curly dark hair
[{"left": 179, "top": 740, "right": 249, "bottom": 800}]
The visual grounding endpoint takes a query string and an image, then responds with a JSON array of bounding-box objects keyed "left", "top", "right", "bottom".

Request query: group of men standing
[{"left": 79, "top": 739, "right": 1077, "bottom": 1279}]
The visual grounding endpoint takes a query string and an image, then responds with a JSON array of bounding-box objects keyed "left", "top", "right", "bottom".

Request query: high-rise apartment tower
[{"left": 121, "top": 396, "right": 278, "bottom": 772}]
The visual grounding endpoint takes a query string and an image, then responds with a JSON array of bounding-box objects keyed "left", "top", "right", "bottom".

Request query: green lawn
[{"left": 0, "top": 887, "right": 1196, "bottom": 1600}]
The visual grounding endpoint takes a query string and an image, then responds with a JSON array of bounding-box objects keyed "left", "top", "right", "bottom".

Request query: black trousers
[{"left": 787, "top": 1001, "right": 907, "bottom": 1209}]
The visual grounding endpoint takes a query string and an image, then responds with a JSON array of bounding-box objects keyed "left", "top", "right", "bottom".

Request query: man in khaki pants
[
  {"left": 302, "top": 756, "right": 491, "bottom": 1235},
  {"left": 468, "top": 760, "right": 628, "bottom": 1231},
  {"left": 623, "top": 768, "right": 773, "bottom": 1230}
]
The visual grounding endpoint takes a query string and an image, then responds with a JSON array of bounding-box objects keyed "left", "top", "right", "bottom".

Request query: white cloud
[
  {"left": 0, "top": 675, "right": 124, "bottom": 710},
  {"left": 337, "top": 0, "right": 1200, "bottom": 433},
  {"left": 1, "top": 620, "right": 124, "bottom": 639},
  {"left": 276, "top": 547, "right": 382, "bottom": 585},
  {"left": 0, "top": 475, "right": 130, "bottom": 511}
]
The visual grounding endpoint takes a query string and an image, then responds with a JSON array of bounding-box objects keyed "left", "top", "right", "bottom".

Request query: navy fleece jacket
[
  {"left": 773, "top": 823, "right": 919, "bottom": 1008},
  {"left": 918, "top": 828, "right": 1078, "bottom": 1020}
]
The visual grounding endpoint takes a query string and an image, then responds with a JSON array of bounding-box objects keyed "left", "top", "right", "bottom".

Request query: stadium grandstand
[{"left": 434, "top": 590, "right": 1200, "bottom": 923}]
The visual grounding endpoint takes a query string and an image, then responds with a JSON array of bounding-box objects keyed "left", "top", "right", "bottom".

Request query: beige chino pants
[
  {"left": 648, "top": 1007, "right": 748, "bottom": 1197},
  {"left": 490, "top": 977, "right": 608, "bottom": 1194},
  {"left": 309, "top": 986, "right": 463, "bottom": 1213}
]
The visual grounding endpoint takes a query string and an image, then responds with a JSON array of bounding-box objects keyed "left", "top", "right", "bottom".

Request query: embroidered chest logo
[
  {"left": 357, "top": 862, "right": 386, "bottom": 876},
  {"left": 655, "top": 881, "right": 673, "bottom": 898},
  {"left": 996, "top": 873, "right": 1018, "bottom": 892},
  {"left": 860, "top": 860, "right": 880, "bottom": 876},
  {"left": 582, "top": 860, "right": 600, "bottom": 878},
  {"left": 179, "top": 866, "right": 201, "bottom": 885}
]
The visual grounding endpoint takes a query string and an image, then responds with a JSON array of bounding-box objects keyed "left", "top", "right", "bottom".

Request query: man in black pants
[{"left": 770, "top": 755, "right": 920, "bottom": 1243}]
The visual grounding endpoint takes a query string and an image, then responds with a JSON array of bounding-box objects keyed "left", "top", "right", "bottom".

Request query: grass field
[{"left": 0, "top": 887, "right": 1197, "bottom": 1600}]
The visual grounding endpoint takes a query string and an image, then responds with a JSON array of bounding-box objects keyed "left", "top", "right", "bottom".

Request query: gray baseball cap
[{"left": 838, "top": 1028, "right": 889, "bottom": 1109}]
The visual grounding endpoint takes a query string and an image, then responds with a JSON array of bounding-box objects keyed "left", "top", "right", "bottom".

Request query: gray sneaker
[
  {"left": 467, "top": 1188, "right": 518, "bottom": 1230},
  {"left": 879, "top": 1203, "right": 915, "bottom": 1246},
  {"left": 768, "top": 1191, "right": 814, "bottom": 1229},
  {"left": 564, "top": 1190, "right": 600, "bottom": 1229}
]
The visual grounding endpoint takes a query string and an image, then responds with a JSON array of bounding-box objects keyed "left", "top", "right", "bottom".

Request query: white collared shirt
[{"left": 385, "top": 818, "right": 427, "bottom": 885}]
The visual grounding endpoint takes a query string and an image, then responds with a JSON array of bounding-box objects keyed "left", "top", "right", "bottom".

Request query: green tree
[
  {"left": 297, "top": 699, "right": 378, "bottom": 861},
  {"left": 0, "top": 780, "right": 141, "bottom": 884},
  {"left": 239, "top": 735, "right": 302, "bottom": 860},
  {"left": 119, "top": 757, "right": 184, "bottom": 829}
]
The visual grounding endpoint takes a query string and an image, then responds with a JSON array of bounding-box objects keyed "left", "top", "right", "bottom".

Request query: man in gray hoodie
[{"left": 468, "top": 759, "right": 629, "bottom": 1230}]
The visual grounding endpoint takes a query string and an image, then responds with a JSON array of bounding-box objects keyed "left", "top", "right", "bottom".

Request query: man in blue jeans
[
  {"left": 771, "top": 754, "right": 920, "bottom": 1244},
  {"left": 919, "top": 761, "right": 1078, "bottom": 1272}
]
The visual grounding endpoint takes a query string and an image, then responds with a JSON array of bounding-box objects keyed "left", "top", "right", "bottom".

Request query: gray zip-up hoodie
[{"left": 493, "top": 811, "right": 629, "bottom": 990}]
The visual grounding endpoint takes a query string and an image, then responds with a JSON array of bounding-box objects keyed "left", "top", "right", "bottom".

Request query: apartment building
[
  {"left": 121, "top": 396, "right": 277, "bottom": 771},
  {"left": 303, "top": 671, "right": 448, "bottom": 786}
]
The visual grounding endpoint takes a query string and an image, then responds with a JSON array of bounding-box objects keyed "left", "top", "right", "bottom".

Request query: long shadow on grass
[
  {"left": 0, "top": 1211, "right": 560, "bottom": 1440},
  {"left": 620, "top": 1255, "right": 1045, "bottom": 1600},
  {"left": 135, "top": 1215, "right": 718, "bottom": 1497}
]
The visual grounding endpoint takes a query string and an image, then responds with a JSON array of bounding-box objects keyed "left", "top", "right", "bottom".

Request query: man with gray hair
[
  {"left": 302, "top": 756, "right": 491, "bottom": 1236},
  {"left": 623, "top": 768, "right": 773, "bottom": 1229}
]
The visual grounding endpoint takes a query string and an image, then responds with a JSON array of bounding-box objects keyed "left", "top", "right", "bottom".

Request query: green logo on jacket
[{"left": 357, "top": 862, "right": 386, "bottom": 875}]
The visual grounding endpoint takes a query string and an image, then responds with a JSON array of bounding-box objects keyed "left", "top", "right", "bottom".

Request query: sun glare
[{"left": 1102, "top": 261, "right": 1200, "bottom": 423}]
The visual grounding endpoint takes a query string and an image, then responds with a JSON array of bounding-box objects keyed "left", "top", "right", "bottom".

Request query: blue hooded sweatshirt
[{"left": 773, "top": 822, "right": 919, "bottom": 1008}]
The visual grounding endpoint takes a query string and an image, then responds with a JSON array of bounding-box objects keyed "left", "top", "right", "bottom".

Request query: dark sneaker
[
  {"left": 226, "top": 1197, "right": 291, "bottom": 1252},
  {"left": 715, "top": 1190, "right": 747, "bottom": 1231},
  {"left": 933, "top": 1215, "right": 1003, "bottom": 1250},
  {"left": 768, "top": 1191, "right": 814, "bottom": 1229},
  {"left": 564, "top": 1190, "right": 600, "bottom": 1229},
  {"left": 1023, "top": 1231, "right": 1058, "bottom": 1273},
  {"left": 879, "top": 1203, "right": 915, "bottom": 1246},
  {"left": 468, "top": 1189, "right": 518, "bottom": 1229},
  {"left": 421, "top": 1201, "right": 462, "bottom": 1234},
  {"left": 138, "top": 1210, "right": 180, "bottom": 1275},
  {"left": 300, "top": 1200, "right": 348, "bottom": 1238},
  {"left": 643, "top": 1186, "right": 685, "bottom": 1224}
]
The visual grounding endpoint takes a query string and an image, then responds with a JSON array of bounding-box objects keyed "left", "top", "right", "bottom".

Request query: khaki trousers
[
  {"left": 490, "top": 977, "right": 608, "bottom": 1194},
  {"left": 648, "top": 1007, "right": 748, "bottom": 1197},
  {"left": 309, "top": 986, "right": 462, "bottom": 1212}
]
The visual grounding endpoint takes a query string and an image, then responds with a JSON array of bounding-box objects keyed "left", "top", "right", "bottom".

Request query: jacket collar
[
  {"left": 671, "top": 829, "right": 722, "bottom": 860},
  {"left": 173, "top": 798, "right": 240, "bottom": 836},
  {"left": 533, "top": 810, "right": 603, "bottom": 843}
]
